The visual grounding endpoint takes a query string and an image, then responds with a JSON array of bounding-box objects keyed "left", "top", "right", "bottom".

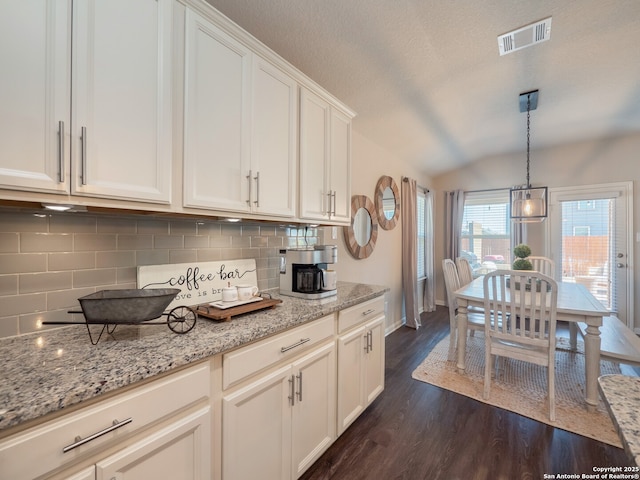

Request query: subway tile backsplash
[{"left": 0, "top": 209, "right": 323, "bottom": 338}]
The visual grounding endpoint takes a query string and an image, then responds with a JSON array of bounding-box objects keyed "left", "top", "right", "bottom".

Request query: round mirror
[
  {"left": 375, "top": 176, "right": 400, "bottom": 230},
  {"left": 343, "top": 195, "right": 378, "bottom": 259},
  {"left": 353, "top": 207, "right": 372, "bottom": 246},
  {"left": 382, "top": 187, "right": 395, "bottom": 220}
]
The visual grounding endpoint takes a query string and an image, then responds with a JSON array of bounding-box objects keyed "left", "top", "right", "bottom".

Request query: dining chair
[
  {"left": 482, "top": 269, "right": 558, "bottom": 420},
  {"left": 528, "top": 256, "right": 556, "bottom": 279},
  {"left": 456, "top": 256, "right": 485, "bottom": 317},
  {"left": 455, "top": 256, "right": 474, "bottom": 286},
  {"left": 442, "top": 259, "right": 484, "bottom": 360}
]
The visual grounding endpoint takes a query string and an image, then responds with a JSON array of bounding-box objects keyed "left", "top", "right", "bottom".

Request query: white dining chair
[
  {"left": 482, "top": 269, "right": 558, "bottom": 420},
  {"left": 456, "top": 256, "right": 485, "bottom": 317},
  {"left": 455, "top": 256, "right": 474, "bottom": 286},
  {"left": 529, "top": 256, "right": 556, "bottom": 279},
  {"left": 442, "top": 259, "right": 484, "bottom": 360}
]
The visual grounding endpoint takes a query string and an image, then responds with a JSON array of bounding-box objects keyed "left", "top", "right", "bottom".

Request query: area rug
[{"left": 412, "top": 333, "right": 623, "bottom": 447}]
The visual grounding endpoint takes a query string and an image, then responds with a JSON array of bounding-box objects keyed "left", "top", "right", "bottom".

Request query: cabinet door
[
  {"left": 0, "top": 0, "right": 70, "bottom": 194},
  {"left": 251, "top": 58, "right": 298, "bottom": 217},
  {"left": 95, "top": 407, "right": 211, "bottom": 480},
  {"left": 222, "top": 365, "right": 292, "bottom": 480},
  {"left": 183, "top": 9, "right": 252, "bottom": 213},
  {"left": 72, "top": 0, "right": 172, "bottom": 203},
  {"left": 63, "top": 466, "right": 95, "bottom": 480},
  {"left": 291, "top": 342, "right": 336, "bottom": 478},
  {"left": 329, "top": 108, "right": 352, "bottom": 224},
  {"left": 364, "top": 316, "right": 385, "bottom": 405},
  {"left": 336, "top": 325, "right": 366, "bottom": 436},
  {"left": 299, "top": 88, "right": 330, "bottom": 221}
]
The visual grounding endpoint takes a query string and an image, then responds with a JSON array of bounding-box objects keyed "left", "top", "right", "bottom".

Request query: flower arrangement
[{"left": 512, "top": 243, "right": 533, "bottom": 270}]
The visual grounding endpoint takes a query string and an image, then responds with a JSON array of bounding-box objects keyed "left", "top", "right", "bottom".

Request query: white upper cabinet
[
  {"left": 299, "top": 88, "right": 352, "bottom": 225},
  {"left": 72, "top": 0, "right": 173, "bottom": 203},
  {"left": 0, "top": 1, "right": 71, "bottom": 194},
  {"left": 184, "top": 9, "right": 297, "bottom": 217},
  {"left": 0, "top": 0, "right": 172, "bottom": 204},
  {"left": 183, "top": 9, "right": 252, "bottom": 213},
  {"left": 251, "top": 58, "right": 298, "bottom": 217},
  {"left": 329, "top": 108, "right": 352, "bottom": 224}
]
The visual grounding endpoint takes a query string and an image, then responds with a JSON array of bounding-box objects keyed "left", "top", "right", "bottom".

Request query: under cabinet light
[{"left": 41, "top": 203, "right": 87, "bottom": 212}]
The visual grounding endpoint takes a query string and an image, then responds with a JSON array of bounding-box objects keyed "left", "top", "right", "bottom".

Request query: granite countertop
[
  {"left": 598, "top": 374, "right": 640, "bottom": 465},
  {"left": 0, "top": 282, "right": 388, "bottom": 434}
]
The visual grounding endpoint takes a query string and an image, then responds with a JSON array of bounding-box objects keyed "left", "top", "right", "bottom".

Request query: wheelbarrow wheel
[{"left": 167, "top": 306, "right": 196, "bottom": 334}]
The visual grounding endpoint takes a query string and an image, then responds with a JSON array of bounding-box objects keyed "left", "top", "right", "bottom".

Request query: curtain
[
  {"left": 444, "top": 190, "right": 465, "bottom": 260},
  {"left": 423, "top": 189, "right": 436, "bottom": 312},
  {"left": 401, "top": 177, "right": 421, "bottom": 329}
]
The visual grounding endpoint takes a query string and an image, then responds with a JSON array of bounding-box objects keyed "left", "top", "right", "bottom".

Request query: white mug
[
  {"left": 221, "top": 286, "right": 238, "bottom": 302},
  {"left": 322, "top": 269, "right": 337, "bottom": 291},
  {"left": 236, "top": 285, "right": 259, "bottom": 300}
]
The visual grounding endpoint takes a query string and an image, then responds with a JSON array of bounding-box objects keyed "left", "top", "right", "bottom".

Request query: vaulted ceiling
[{"left": 205, "top": 0, "right": 640, "bottom": 177}]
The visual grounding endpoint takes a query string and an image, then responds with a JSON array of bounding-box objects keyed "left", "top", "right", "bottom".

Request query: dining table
[{"left": 455, "top": 276, "right": 610, "bottom": 407}]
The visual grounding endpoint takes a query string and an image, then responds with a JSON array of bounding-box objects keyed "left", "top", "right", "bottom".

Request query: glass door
[{"left": 548, "top": 183, "right": 633, "bottom": 326}]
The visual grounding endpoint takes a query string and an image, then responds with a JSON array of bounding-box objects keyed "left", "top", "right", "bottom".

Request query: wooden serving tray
[{"left": 195, "top": 298, "right": 282, "bottom": 322}]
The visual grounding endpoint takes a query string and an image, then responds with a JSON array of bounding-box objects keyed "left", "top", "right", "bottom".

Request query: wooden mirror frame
[
  {"left": 343, "top": 195, "right": 378, "bottom": 259},
  {"left": 375, "top": 175, "right": 400, "bottom": 230}
]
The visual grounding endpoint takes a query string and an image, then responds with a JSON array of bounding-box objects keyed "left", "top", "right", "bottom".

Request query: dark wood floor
[{"left": 300, "top": 307, "right": 632, "bottom": 480}]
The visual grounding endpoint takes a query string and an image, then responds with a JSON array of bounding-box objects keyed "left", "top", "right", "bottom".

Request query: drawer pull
[
  {"left": 361, "top": 309, "right": 375, "bottom": 316},
  {"left": 63, "top": 417, "right": 132, "bottom": 453},
  {"left": 280, "top": 337, "right": 311, "bottom": 353}
]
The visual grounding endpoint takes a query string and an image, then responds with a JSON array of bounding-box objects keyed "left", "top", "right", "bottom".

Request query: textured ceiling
[{"left": 204, "top": 0, "right": 640, "bottom": 177}]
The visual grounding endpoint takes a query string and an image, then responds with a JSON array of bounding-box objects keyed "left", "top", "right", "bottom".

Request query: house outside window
[{"left": 461, "top": 191, "right": 511, "bottom": 275}]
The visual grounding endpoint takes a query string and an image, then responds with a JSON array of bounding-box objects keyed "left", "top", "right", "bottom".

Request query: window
[
  {"left": 461, "top": 190, "right": 511, "bottom": 274},
  {"left": 573, "top": 226, "right": 591, "bottom": 236},
  {"left": 417, "top": 190, "right": 426, "bottom": 279},
  {"left": 577, "top": 200, "right": 596, "bottom": 210}
]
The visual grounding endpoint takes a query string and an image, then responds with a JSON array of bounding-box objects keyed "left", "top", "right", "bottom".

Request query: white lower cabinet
[
  {"left": 0, "top": 363, "right": 210, "bottom": 480},
  {"left": 337, "top": 299, "right": 386, "bottom": 436},
  {"left": 95, "top": 407, "right": 211, "bottom": 480},
  {"left": 222, "top": 341, "right": 336, "bottom": 480},
  {"left": 63, "top": 467, "right": 96, "bottom": 480}
]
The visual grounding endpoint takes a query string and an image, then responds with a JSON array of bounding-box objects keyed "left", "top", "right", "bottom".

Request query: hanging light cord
[{"left": 526, "top": 94, "right": 531, "bottom": 188}]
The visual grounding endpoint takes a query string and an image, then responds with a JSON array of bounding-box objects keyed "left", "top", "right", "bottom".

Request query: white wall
[
  {"left": 432, "top": 132, "right": 640, "bottom": 329},
  {"left": 331, "top": 130, "right": 431, "bottom": 333}
]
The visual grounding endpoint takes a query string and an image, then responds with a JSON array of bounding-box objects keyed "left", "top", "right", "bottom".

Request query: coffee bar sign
[{"left": 137, "top": 259, "right": 258, "bottom": 310}]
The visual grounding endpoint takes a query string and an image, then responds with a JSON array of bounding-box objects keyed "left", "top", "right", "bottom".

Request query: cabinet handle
[
  {"left": 331, "top": 190, "right": 337, "bottom": 216},
  {"left": 363, "top": 332, "right": 369, "bottom": 353},
  {"left": 57, "top": 121, "right": 65, "bottom": 183},
  {"left": 62, "top": 417, "right": 132, "bottom": 453},
  {"left": 246, "top": 170, "right": 252, "bottom": 205},
  {"left": 361, "top": 309, "right": 375, "bottom": 316},
  {"left": 322, "top": 190, "right": 331, "bottom": 216},
  {"left": 253, "top": 171, "right": 260, "bottom": 207},
  {"left": 368, "top": 330, "right": 373, "bottom": 352},
  {"left": 280, "top": 337, "right": 311, "bottom": 353},
  {"left": 288, "top": 375, "right": 295, "bottom": 406},
  {"left": 296, "top": 371, "right": 303, "bottom": 402},
  {"left": 81, "top": 126, "right": 87, "bottom": 185}
]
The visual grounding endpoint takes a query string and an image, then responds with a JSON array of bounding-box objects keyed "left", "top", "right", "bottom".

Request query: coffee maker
[{"left": 279, "top": 245, "right": 338, "bottom": 299}]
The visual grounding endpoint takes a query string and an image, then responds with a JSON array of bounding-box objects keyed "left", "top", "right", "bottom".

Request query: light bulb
[{"left": 523, "top": 199, "right": 533, "bottom": 216}]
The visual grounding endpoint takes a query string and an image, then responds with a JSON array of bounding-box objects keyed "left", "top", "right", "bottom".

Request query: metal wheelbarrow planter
[{"left": 44, "top": 289, "right": 196, "bottom": 345}]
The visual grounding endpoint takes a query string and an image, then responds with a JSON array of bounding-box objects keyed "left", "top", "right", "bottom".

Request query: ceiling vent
[{"left": 498, "top": 17, "right": 552, "bottom": 56}]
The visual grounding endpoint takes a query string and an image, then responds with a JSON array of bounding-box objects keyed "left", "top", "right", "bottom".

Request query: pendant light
[{"left": 510, "top": 89, "right": 547, "bottom": 223}]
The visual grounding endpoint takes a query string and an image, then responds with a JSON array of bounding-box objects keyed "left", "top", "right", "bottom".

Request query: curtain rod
[
  {"left": 402, "top": 176, "right": 430, "bottom": 193},
  {"left": 447, "top": 187, "right": 509, "bottom": 195}
]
